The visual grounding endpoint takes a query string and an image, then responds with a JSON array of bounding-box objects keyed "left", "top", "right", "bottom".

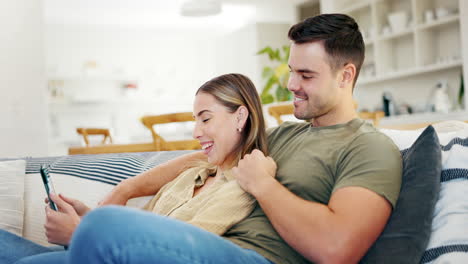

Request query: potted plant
[{"left": 257, "top": 45, "right": 292, "bottom": 104}]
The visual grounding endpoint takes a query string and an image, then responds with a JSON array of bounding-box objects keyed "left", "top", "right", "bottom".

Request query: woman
[
  {"left": 141, "top": 72, "right": 268, "bottom": 235},
  {"left": 3, "top": 73, "right": 271, "bottom": 264}
]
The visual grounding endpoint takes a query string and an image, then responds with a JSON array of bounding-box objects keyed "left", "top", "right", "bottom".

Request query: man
[{"left": 7, "top": 14, "right": 401, "bottom": 264}]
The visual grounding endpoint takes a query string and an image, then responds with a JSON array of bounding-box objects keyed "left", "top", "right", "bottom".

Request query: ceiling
[{"left": 44, "top": 0, "right": 313, "bottom": 30}]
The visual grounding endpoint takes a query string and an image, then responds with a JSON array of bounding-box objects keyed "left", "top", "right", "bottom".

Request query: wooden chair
[
  {"left": 140, "top": 112, "right": 201, "bottom": 151},
  {"left": 358, "top": 111, "right": 386, "bottom": 126},
  {"left": 268, "top": 104, "right": 294, "bottom": 125},
  {"left": 353, "top": 100, "right": 385, "bottom": 126},
  {"left": 76, "top": 128, "right": 113, "bottom": 147}
]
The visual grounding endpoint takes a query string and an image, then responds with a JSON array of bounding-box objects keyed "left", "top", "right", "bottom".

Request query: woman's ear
[{"left": 236, "top": 106, "right": 249, "bottom": 129}]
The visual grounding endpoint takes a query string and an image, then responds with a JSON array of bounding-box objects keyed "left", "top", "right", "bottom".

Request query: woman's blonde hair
[{"left": 195, "top": 73, "right": 268, "bottom": 167}]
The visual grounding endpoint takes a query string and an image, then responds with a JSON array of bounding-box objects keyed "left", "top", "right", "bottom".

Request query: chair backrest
[
  {"left": 353, "top": 100, "right": 385, "bottom": 126},
  {"left": 358, "top": 111, "right": 385, "bottom": 126},
  {"left": 140, "top": 112, "right": 200, "bottom": 151},
  {"left": 268, "top": 104, "right": 294, "bottom": 125},
  {"left": 76, "top": 128, "right": 113, "bottom": 146},
  {"left": 268, "top": 101, "right": 385, "bottom": 126}
]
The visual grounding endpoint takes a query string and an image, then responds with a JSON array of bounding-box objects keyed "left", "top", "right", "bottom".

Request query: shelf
[
  {"left": 338, "top": 0, "right": 371, "bottom": 14},
  {"left": 358, "top": 59, "right": 462, "bottom": 85},
  {"left": 378, "top": 28, "right": 413, "bottom": 42},
  {"left": 380, "top": 111, "right": 468, "bottom": 126},
  {"left": 416, "top": 14, "right": 459, "bottom": 31},
  {"left": 49, "top": 97, "right": 166, "bottom": 106},
  {"left": 48, "top": 74, "right": 138, "bottom": 82}
]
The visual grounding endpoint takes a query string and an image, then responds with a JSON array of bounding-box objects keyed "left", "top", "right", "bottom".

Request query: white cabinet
[{"left": 321, "top": 0, "right": 466, "bottom": 117}]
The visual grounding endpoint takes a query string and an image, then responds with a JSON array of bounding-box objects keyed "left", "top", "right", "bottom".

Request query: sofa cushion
[
  {"left": 362, "top": 126, "right": 442, "bottom": 263},
  {"left": 0, "top": 160, "right": 26, "bottom": 237}
]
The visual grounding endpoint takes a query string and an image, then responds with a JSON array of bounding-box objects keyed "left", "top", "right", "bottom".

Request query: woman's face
[{"left": 192, "top": 92, "right": 244, "bottom": 170}]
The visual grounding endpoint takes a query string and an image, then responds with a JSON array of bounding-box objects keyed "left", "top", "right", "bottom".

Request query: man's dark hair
[{"left": 288, "top": 13, "right": 365, "bottom": 88}]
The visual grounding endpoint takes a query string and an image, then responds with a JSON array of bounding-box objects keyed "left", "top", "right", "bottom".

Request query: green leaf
[
  {"left": 279, "top": 71, "right": 290, "bottom": 88},
  {"left": 261, "top": 77, "right": 277, "bottom": 96},
  {"left": 257, "top": 46, "right": 270, "bottom": 55},
  {"left": 276, "top": 86, "right": 292, "bottom": 102},
  {"left": 257, "top": 45, "right": 292, "bottom": 104},
  {"left": 257, "top": 46, "right": 276, "bottom": 60},
  {"left": 281, "top": 45, "right": 290, "bottom": 63},
  {"left": 262, "top": 67, "right": 274, "bottom": 79},
  {"left": 274, "top": 49, "right": 281, "bottom": 61},
  {"left": 274, "top": 64, "right": 289, "bottom": 79},
  {"left": 261, "top": 93, "right": 274, "bottom": 104}
]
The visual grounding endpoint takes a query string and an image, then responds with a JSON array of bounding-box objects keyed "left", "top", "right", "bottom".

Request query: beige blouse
[{"left": 143, "top": 166, "right": 256, "bottom": 235}]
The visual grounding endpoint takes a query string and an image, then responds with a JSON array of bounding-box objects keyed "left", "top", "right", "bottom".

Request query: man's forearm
[
  {"left": 253, "top": 178, "right": 337, "bottom": 262},
  {"left": 253, "top": 178, "right": 390, "bottom": 264}
]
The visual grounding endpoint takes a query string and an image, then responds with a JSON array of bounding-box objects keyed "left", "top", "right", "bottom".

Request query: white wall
[
  {"left": 46, "top": 25, "right": 224, "bottom": 150},
  {"left": 0, "top": 0, "right": 48, "bottom": 158},
  {"left": 215, "top": 24, "right": 259, "bottom": 85},
  {"left": 46, "top": 25, "right": 220, "bottom": 107}
]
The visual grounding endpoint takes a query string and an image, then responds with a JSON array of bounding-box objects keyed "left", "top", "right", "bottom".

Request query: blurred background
[{"left": 0, "top": 0, "right": 466, "bottom": 157}]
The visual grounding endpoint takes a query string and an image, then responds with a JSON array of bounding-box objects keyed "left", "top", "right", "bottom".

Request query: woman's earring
[{"left": 237, "top": 127, "right": 242, "bottom": 133}]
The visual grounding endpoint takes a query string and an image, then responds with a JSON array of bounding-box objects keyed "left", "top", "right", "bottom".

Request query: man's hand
[
  {"left": 232, "top": 149, "right": 277, "bottom": 196},
  {"left": 44, "top": 193, "right": 82, "bottom": 245}
]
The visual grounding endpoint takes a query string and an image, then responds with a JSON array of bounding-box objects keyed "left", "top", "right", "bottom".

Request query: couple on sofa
[{"left": 1, "top": 14, "right": 401, "bottom": 264}]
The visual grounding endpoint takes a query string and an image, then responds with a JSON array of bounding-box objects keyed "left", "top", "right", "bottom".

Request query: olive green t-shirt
[{"left": 223, "top": 119, "right": 402, "bottom": 264}]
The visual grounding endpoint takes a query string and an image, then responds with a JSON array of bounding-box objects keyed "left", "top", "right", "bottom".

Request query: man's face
[{"left": 287, "top": 42, "right": 342, "bottom": 121}]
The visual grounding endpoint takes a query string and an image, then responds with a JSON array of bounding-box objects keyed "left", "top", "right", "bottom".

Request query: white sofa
[{"left": 1, "top": 121, "right": 467, "bottom": 263}]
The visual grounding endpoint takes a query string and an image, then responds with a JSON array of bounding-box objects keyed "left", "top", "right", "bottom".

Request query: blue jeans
[
  {"left": 0, "top": 229, "right": 64, "bottom": 264},
  {"left": 18, "top": 206, "right": 273, "bottom": 264}
]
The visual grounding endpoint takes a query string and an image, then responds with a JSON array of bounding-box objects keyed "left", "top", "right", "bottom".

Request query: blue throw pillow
[{"left": 361, "top": 125, "right": 442, "bottom": 263}]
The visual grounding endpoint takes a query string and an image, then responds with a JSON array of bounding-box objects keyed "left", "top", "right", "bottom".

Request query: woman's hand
[
  {"left": 45, "top": 194, "right": 91, "bottom": 217},
  {"left": 44, "top": 193, "right": 84, "bottom": 245}
]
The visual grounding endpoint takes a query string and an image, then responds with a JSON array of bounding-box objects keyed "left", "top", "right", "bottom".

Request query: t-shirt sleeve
[{"left": 333, "top": 132, "right": 402, "bottom": 208}]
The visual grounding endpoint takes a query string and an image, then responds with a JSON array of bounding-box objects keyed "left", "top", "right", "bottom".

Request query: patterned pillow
[
  {"left": 420, "top": 128, "right": 468, "bottom": 263},
  {"left": 0, "top": 160, "right": 26, "bottom": 236}
]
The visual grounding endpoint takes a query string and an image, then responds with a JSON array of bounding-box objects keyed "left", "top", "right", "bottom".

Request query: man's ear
[
  {"left": 236, "top": 106, "right": 249, "bottom": 129},
  {"left": 340, "top": 63, "right": 356, "bottom": 88}
]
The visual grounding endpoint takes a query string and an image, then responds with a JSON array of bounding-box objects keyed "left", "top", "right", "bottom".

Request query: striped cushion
[
  {"left": 25, "top": 151, "right": 195, "bottom": 185},
  {"left": 420, "top": 135, "right": 468, "bottom": 263}
]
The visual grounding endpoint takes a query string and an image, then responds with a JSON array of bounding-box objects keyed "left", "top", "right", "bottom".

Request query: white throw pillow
[{"left": 0, "top": 160, "right": 26, "bottom": 236}]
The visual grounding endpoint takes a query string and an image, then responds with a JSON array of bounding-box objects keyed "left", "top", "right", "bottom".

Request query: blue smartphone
[{"left": 40, "top": 166, "right": 58, "bottom": 211}]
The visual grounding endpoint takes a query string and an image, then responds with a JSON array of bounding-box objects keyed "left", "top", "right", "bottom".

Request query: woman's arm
[
  {"left": 44, "top": 152, "right": 207, "bottom": 245},
  {"left": 100, "top": 151, "right": 206, "bottom": 206}
]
